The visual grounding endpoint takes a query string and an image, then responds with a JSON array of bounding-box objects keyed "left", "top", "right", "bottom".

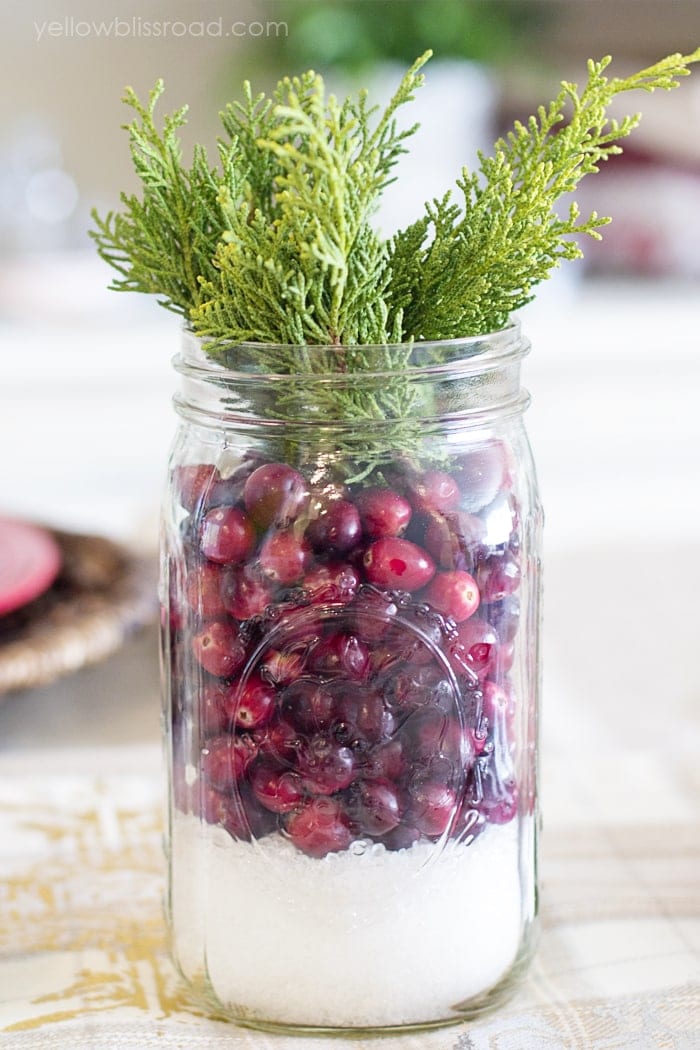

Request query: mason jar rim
[{"left": 176, "top": 318, "right": 529, "bottom": 384}]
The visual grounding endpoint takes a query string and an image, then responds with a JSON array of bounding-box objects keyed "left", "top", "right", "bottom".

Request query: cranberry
[
  {"left": 452, "top": 804, "right": 487, "bottom": 844},
  {"left": 308, "top": 633, "right": 369, "bottom": 680},
  {"left": 406, "top": 708, "right": 470, "bottom": 766},
  {"left": 200, "top": 506, "right": 256, "bottom": 564},
  {"left": 249, "top": 761, "right": 306, "bottom": 813},
  {"left": 408, "top": 470, "right": 460, "bottom": 514},
  {"left": 350, "top": 588, "right": 398, "bottom": 641},
  {"left": 298, "top": 733, "right": 356, "bottom": 794},
  {"left": 355, "top": 487, "right": 412, "bottom": 538},
  {"left": 482, "top": 680, "right": 516, "bottom": 734},
  {"left": 332, "top": 686, "right": 393, "bottom": 746},
  {"left": 475, "top": 758, "right": 519, "bottom": 825},
  {"left": 477, "top": 551, "right": 521, "bottom": 603},
  {"left": 260, "top": 648, "right": 307, "bottom": 686},
  {"left": 364, "top": 738, "right": 408, "bottom": 781},
  {"left": 381, "top": 823, "right": 421, "bottom": 851},
  {"left": 303, "top": 562, "right": 359, "bottom": 604},
  {"left": 175, "top": 464, "right": 220, "bottom": 512},
  {"left": 496, "top": 641, "right": 515, "bottom": 674},
  {"left": 363, "top": 538, "right": 435, "bottom": 592},
  {"left": 489, "top": 594, "right": 520, "bottom": 643},
  {"left": 184, "top": 563, "right": 226, "bottom": 619},
  {"left": 259, "top": 530, "right": 311, "bottom": 585},
  {"left": 286, "top": 797, "right": 353, "bottom": 857},
  {"left": 192, "top": 620, "right": 247, "bottom": 678},
  {"left": 256, "top": 717, "right": 300, "bottom": 765},
  {"left": 307, "top": 499, "right": 361, "bottom": 553},
  {"left": 348, "top": 778, "right": 402, "bottom": 836},
  {"left": 221, "top": 565, "right": 273, "bottom": 621},
  {"left": 199, "top": 681, "right": 230, "bottom": 735},
  {"left": 424, "top": 570, "right": 479, "bottom": 622},
  {"left": 201, "top": 734, "right": 257, "bottom": 790},
  {"left": 281, "top": 679, "right": 335, "bottom": 733},
  {"left": 199, "top": 785, "right": 248, "bottom": 837},
  {"left": 406, "top": 778, "right": 457, "bottom": 837},
  {"left": 457, "top": 443, "right": 506, "bottom": 513},
  {"left": 243, "top": 463, "right": 308, "bottom": 528},
  {"left": 449, "top": 618, "right": 499, "bottom": 681},
  {"left": 232, "top": 674, "right": 276, "bottom": 730},
  {"left": 424, "top": 511, "right": 485, "bottom": 570}
]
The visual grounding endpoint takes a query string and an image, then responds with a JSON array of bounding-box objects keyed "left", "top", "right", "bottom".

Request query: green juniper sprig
[{"left": 91, "top": 48, "right": 699, "bottom": 475}]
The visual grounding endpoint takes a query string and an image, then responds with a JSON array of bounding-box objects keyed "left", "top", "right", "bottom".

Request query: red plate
[{"left": 0, "top": 519, "right": 62, "bottom": 616}]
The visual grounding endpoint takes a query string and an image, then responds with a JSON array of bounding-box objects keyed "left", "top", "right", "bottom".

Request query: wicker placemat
[{"left": 0, "top": 530, "right": 158, "bottom": 696}]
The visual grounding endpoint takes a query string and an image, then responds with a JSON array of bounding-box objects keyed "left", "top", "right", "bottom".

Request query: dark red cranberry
[
  {"left": 496, "top": 641, "right": 515, "bottom": 674},
  {"left": 457, "top": 443, "right": 506, "bottom": 513},
  {"left": 185, "top": 563, "right": 226, "bottom": 619},
  {"left": 255, "top": 717, "right": 300, "bottom": 765},
  {"left": 201, "top": 734, "right": 257, "bottom": 790},
  {"left": 281, "top": 679, "right": 335, "bottom": 733},
  {"left": 307, "top": 633, "right": 369, "bottom": 680},
  {"left": 298, "top": 734, "right": 356, "bottom": 794},
  {"left": 332, "top": 685, "right": 393, "bottom": 746},
  {"left": 451, "top": 804, "right": 487, "bottom": 844},
  {"left": 200, "top": 506, "right": 256, "bottom": 564},
  {"left": 243, "top": 463, "right": 308, "bottom": 528},
  {"left": 363, "top": 538, "right": 435, "bottom": 592},
  {"left": 424, "top": 570, "right": 480, "bottom": 622},
  {"left": 449, "top": 618, "right": 499, "bottom": 681},
  {"left": 382, "top": 665, "right": 454, "bottom": 712},
  {"left": 477, "top": 551, "right": 521, "bottom": 603},
  {"left": 232, "top": 674, "right": 276, "bottom": 730},
  {"left": 175, "top": 464, "right": 220, "bottom": 513},
  {"left": 406, "top": 778, "right": 457, "bottom": 837},
  {"left": 405, "top": 708, "right": 469, "bottom": 765},
  {"left": 199, "top": 785, "right": 250, "bottom": 838},
  {"left": 221, "top": 565, "right": 273, "bottom": 621},
  {"left": 488, "top": 594, "right": 520, "bottom": 643},
  {"left": 249, "top": 761, "right": 306, "bottom": 813},
  {"left": 348, "top": 778, "right": 402, "bottom": 836},
  {"left": 307, "top": 499, "right": 361, "bottom": 553},
  {"left": 364, "top": 738, "right": 408, "bottom": 781},
  {"left": 476, "top": 758, "right": 519, "bottom": 825},
  {"left": 302, "top": 562, "right": 360, "bottom": 604},
  {"left": 408, "top": 470, "right": 460, "bottom": 514},
  {"left": 259, "top": 530, "right": 312, "bottom": 586},
  {"left": 424, "top": 511, "right": 486, "bottom": 570},
  {"left": 381, "top": 823, "right": 421, "bottom": 851},
  {"left": 355, "top": 487, "right": 412, "bottom": 538},
  {"left": 286, "top": 797, "right": 353, "bottom": 857},
  {"left": 482, "top": 680, "right": 516, "bottom": 734},
  {"left": 199, "top": 681, "right": 230, "bottom": 735},
  {"left": 192, "top": 620, "right": 247, "bottom": 678}
]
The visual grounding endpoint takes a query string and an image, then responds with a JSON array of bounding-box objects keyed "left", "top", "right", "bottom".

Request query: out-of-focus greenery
[{"left": 249, "top": 0, "right": 552, "bottom": 74}]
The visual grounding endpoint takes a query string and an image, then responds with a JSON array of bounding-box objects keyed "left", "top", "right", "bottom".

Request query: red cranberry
[
  {"left": 364, "top": 738, "right": 408, "bottom": 781},
  {"left": 363, "top": 538, "right": 435, "bottom": 591},
  {"left": 449, "top": 618, "right": 499, "bottom": 681},
  {"left": 307, "top": 499, "right": 361, "bottom": 553},
  {"left": 475, "top": 758, "right": 519, "bottom": 825},
  {"left": 185, "top": 563, "right": 226, "bottom": 619},
  {"left": 259, "top": 530, "right": 311, "bottom": 585},
  {"left": 406, "top": 708, "right": 470, "bottom": 765},
  {"left": 199, "top": 785, "right": 249, "bottom": 837},
  {"left": 286, "top": 797, "right": 353, "bottom": 857},
  {"left": 457, "top": 443, "right": 506, "bottom": 513},
  {"left": 381, "top": 823, "right": 421, "bottom": 851},
  {"left": 350, "top": 589, "right": 398, "bottom": 641},
  {"left": 355, "top": 487, "right": 412, "bottom": 538},
  {"left": 256, "top": 717, "right": 300, "bottom": 765},
  {"left": 349, "top": 778, "right": 402, "bottom": 836},
  {"left": 332, "top": 686, "right": 393, "bottom": 745},
  {"left": 221, "top": 565, "right": 273, "bottom": 621},
  {"left": 243, "top": 463, "right": 308, "bottom": 528},
  {"left": 424, "top": 511, "right": 485, "bottom": 570},
  {"left": 232, "top": 674, "right": 276, "bottom": 730},
  {"left": 303, "top": 562, "right": 359, "bottom": 604},
  {"left": 201, "top": 734, "right": 257, "bottom": 790},
  {"left": 477, "top": 551, "right": 521, "bottom": 603},
  {"left": 308, "top": 633, "right": 369, "bottom": 680},
  {"left": 260, "top": 648, "right": 307, "bottom": 686},
  {"left": 249, "top": 761, "right": 306, "bottom": 813},
  {"left": 408, "top": 470, "right": 460, "bottom": 514},
  {"left": 496, "top": 641, "right": 515, "bottom": 674},
  {"left": 482, "top": 680, "right": 516, "bottom": 733},
  {"left": 298, "top": 734, "right": 356, "bottom": 794},
  {"left": 199, "top": 682, "right": 230, "bottom": 735},
  {"left": 407, "top": 778, "right": 457, "bottom": 837},
  {"left": 383, "top": 665, "right": 454, "bottom": 712},
  {"left": 175, "top": 464, "right": 220, "bottom": 512},
  {"left": 282, "top": 679, "right": 335, "bottom": 733},
  {"left": 200, "top": 506, "right": 256, "bottom": 564},
  {"left": 192, "top": 620, "right": 247, "bottom": 678},
  {"left": 489, "top": 594, "right": 520, "bottom": 643},
  {"left": 424, "top": 570, "right": 480, "bottom": 622}
]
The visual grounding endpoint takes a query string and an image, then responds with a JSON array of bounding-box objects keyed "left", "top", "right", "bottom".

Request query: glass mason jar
[{"left": 160, "top": 323, "right": 542, "bottom": 1034}]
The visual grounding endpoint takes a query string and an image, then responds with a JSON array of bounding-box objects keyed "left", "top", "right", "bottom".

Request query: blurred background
[{"left": 0, "top": 2, "right": 699, "bottom": 779}]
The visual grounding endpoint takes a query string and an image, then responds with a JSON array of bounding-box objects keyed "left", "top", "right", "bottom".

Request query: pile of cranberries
[{"left": 167, "top": 443, "right": 523, "bottom": 858}]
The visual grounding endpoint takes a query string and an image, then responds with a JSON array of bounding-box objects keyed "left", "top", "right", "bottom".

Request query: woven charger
[{"left": 0, "top": 529, "right": 158, "bottom": 696}]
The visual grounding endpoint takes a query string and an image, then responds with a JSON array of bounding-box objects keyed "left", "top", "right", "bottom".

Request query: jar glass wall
[{"left": 160, "top": 324, "right": 542, "bottom": 1034}]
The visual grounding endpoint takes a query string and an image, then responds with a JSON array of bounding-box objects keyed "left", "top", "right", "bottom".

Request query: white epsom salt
[{"left": 170, "top": 814, "right": 525, "bottom": 1029}]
